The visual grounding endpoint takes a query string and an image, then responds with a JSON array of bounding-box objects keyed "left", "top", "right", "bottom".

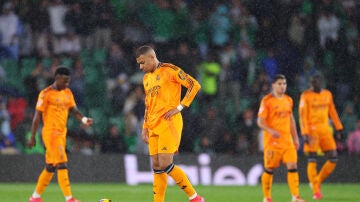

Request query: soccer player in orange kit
[
  {"left": 299, "top": 75, "right": 343, "bottom": 200},
  {"left": 257, "top": 74, "right": 306, "bottom": 202},
  {"left": 27, "top": 67, "right": 93, "bottom": 202},
  {"left": 135, "top": 45, "right": 205, "bottom": 202}
]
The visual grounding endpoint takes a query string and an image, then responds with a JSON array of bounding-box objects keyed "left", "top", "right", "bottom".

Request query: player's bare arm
[
  {"left": 257, "top": 117, "right": 280, "bottom": 138},
  {"left": 163, "top": 104, "right": 184, "bottom": 120},
  {"left": 27, "top": 110, "right": 42, "bottom": 148},
  {"left": 290, "top": 115, "right": 300, "bottom": 150},
  {"left": 70, "top": 106, "right": 93, "bottom": 126},
  {"left": 141, "top": 128, "right": 149, "bottom": 144}
]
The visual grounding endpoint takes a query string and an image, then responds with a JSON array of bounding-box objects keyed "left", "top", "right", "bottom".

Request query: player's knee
[
  {"left": 264, "top": 168, "right": 274, "bottom": 175},
  {"left": 328, "top": 156, "right": 338, "bottom": 163},
  {"left": 326, "top": 150, "right": 338, "bottom": 160},
  {"left": 153, "top": 168, "right": 164, "bottom": 174},
  {"left": 288, "top": 169, "right": 298, "bottom": 173},
  {"left": 307, "top": 157, "right": 317, "bottom": 163},
  {"left": 307, "top": 152, "right": 317, "bottom": 161},
  {"left": 45, "top": 164, "right": 57, "bottom": 172},
  {"left": 307, "top": 152, "right": 317, "bottom": 162},
  {"left": 57, "top": 162, "right": 68, "bottom": 170},
  {"left": 164, "top": 163, "right": 175, "bottom": 174},
  {"left": 153, "top": 162, "right": 175, "bottom": 174}
]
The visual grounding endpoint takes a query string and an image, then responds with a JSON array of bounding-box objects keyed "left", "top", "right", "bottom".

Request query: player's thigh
[
  {"left": 263, "top": 148, "right": 282, "bottom": 169},
  {"left": 155, "top": 113, "right": 183, "bottom": 154},
  {"left": 319, "top": 131, "right": 336, "bottom": 152},
  {"left": 148, "top": 131, "right": 159, "bottom": 156},
  {"left": 282, "top": 148, "right": 298, "bottom": 165},
  {"left": 303, "top": 133, "right": 319, "bottom": 153},
  {"left": 43, "top": 133, "right": 68, "bottom": 164}
]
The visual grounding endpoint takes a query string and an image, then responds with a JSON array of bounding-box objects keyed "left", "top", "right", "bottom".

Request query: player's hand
[
  {"left": 303, "top": 134, "right": 310, "bottom": 144},
  {"left": 27, "top": 136, "right": 36, "bottom": 148},
  {"left": 81, "top": 117, "right": 94, "bottom": 126},
  {"left": 335, "top": 130, "right": 344, "bottom": 141},
  {"left": 268, "top": 129, "right": 280, "bottom": 138},
  {"left": 141, "top": 128, "right": 149, "bottom": 144},
  {"left": 293, "top": 138, "right": 300, "bottom": 150},
  {"left": 163, "top": 108, "right": 180, "bottom": 120}
]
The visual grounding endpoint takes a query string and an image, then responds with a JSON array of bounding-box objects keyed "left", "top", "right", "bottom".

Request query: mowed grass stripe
[{"left": 0, "top": 183, "right": 359, "bottom": 202}]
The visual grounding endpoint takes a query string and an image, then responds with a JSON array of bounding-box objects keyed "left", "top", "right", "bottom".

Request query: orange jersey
[
  {"left": 258, "top": 93, "right": 295, "bottom": 149},
  {"left": 299, "top": 89, "right": 343, "bottom": 135},
  {"left": 36, "top": 86, "right": 76, "bottom": 134},
  {"left": 143, "top": 63, "right": 201, "bottom": 129}
]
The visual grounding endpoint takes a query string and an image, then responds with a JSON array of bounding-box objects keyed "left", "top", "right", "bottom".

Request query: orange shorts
[
  {"left": 148, "top": 113, "right": 183, "bottom": 156},
  {"left": 42, "top": 129, "right": 68, "bottom": 164},
  {"left": 303, "top": 126, "right": 336, "bottom": 153},
  {"left": 263, "top": 147, "right": 298, "bottom": 169}
]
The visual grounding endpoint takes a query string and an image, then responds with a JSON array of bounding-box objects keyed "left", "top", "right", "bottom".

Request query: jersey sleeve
[
  {"left": 35, "top": 90, "right": 47, "bottom": 112},
  {"left": 172, "top": 66, "right": 201, "bottom": 107},
  {"left": 142, "top": 76, "right": 149, "bottom": 129},
  {"left": 328, "top": 92, "right": 343, "bottom": 130},
  {"left": 67, "top": 89, "right": 76, "bottom": 109},
  {"left": 298, "top": 92, "right": 309, "bottom": 135},
  {"left": 258, "top": 98, "right": 268, "bottom": 118},
  {"left": 289, "top": 96, "right": 294, "bottom": 112},
  {"left": 143, "top": 108, "right": 148, "bottom": 129}
]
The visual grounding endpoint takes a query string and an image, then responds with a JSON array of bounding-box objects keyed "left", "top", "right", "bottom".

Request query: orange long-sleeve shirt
[
  {"left": 258, "top": 93, "right": 295, "bottom": 149},
  {"left": 36, "top": 86, "right": 76, "bottom": 134},
  {"left": 299, "top": 89, "right": 343, "bottom": 135},
  {"left": 142, "top": 63, "right": 201, "bottom": 129}
]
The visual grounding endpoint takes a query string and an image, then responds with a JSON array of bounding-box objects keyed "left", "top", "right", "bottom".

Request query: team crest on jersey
[
  {"left": 147, "top": 85, "right": 160, "bottom": 97},
  {"left": 156, "top": 75, "right": 160, "bottom": 81},
  {"left": 178, "top": 70, "right": 187, "bottom": 80}
]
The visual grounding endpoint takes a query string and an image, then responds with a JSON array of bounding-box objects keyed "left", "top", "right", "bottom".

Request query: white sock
[
  {"left": 65, "top": 196, "right": 73, "bottom": 200},
  {"left": 32, "top": 192, "right": 41, "bottom": 198},
  {"left": 189, "top": 193, "right": 198, "bottom": 200}
]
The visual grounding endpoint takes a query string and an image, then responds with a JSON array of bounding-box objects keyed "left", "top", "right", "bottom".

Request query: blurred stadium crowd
[{"left": 0, "top": 0, "right": 360, "bottom": 156}]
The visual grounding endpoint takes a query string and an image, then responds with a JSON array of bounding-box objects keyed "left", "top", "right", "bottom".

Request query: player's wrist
[
  {"left": 81, "top": 116, "right": 88, "bottom": 124},
  {"left": 177, "top": 104, "right": 184, "bottom": 111}
]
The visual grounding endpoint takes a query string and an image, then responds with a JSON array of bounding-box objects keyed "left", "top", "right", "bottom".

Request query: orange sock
[
  {"left": 261, "top": 172, "right": 273, "bottom": 198},
  {"left": 35, "top": 169, "right": 54, "bottom": 195},
  {"left": 287, "top": 170, "right": 300, "bottom": 197},
  {"left": 167, "top": 164, "right": 196, "bottom": 197},
  {"left": 57, "top": 168, "right": 72, "bottom": 197},
  {"left": 307, "top": 161, "right": 317, "bottom": 184},
  {"left": 153, "top": 172, "right": 168, "bottom": 202},
  {"left": 318, "top": 161, "right": 336, "bottom": 183},
  {"left": 307, "top": 161, "right": 319, "bottom": 193}
]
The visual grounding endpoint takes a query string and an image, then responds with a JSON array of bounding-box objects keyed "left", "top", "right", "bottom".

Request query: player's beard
[{"left": 275, "top": 88, "right": 286, "bottom": 96}]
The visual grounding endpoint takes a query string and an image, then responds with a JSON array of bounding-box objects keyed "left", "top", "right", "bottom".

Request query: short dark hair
[
  {"left": 135, "top": 45, "right": 153, "bottom": 58},
  {"left": 311, "top": 74, "right": 322, "bottom": 81},
  {"left": 55, "top": 67, "right": 70, "bottom": 76},
  {"left": 272, "top": 74, "right": 286, "bottom": 83}
]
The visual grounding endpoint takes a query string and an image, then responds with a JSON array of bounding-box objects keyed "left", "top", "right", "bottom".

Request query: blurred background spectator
[{"left": 346, "top": 120, "right": 360, "bottom": 155}]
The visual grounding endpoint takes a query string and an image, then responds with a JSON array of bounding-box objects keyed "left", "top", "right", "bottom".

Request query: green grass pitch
[{"left": 0, "top": 183, "right": 359, "bottom": 202}]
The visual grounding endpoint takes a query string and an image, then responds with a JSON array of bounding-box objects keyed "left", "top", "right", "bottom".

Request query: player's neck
[
  {"left": 51, "top": 83, "right": 61, "bottom": 91},
  {"left": 272, "top": 92, "right": 284, "bottom": 98},
  {"left": 152, "top": 61, "right": 162, "bottom": 72},
  {"left": 311, "top": 87, "right": 322, "bottom": 93}
]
